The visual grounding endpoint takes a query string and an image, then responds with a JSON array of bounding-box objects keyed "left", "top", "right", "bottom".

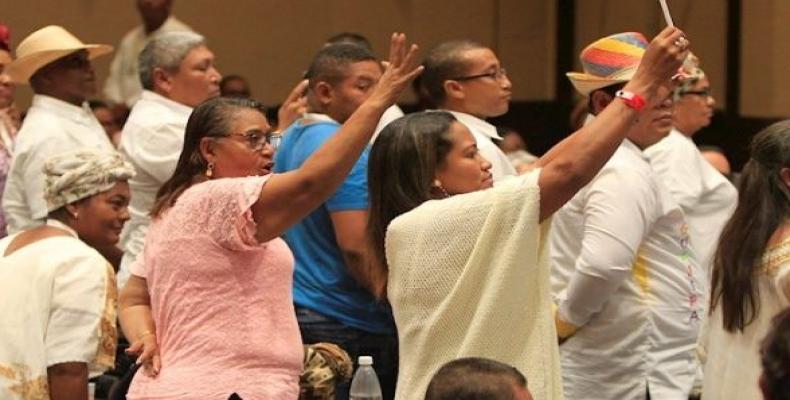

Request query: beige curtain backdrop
[
  {"left": 0, "top": 0, "right": 555, "bottom": 108},
  {"left": 574, "top": 0, "right": 727, "bottom": 112},
  {"left": 0, "top": 0, "right": 785, "bottom": 118}
]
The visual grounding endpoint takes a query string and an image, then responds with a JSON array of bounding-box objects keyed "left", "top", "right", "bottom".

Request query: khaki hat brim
[
  {"left": 7, "top": 43, "right": 112, "bottom": 84},
  {"left": 566, "top": 72, "right": 630, "bottom": 97}
]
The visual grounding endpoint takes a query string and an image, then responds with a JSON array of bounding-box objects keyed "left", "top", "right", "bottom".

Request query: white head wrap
[
  {"left": 43, "top": 149, "right": 135, "bottom": 212},
  {"left": 674, "top": 52, "right": 708, "bottom": 100}
]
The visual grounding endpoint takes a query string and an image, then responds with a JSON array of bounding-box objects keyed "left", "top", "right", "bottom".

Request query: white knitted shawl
[{"left": 386, "top": 170, "right": 564, "bottom": 400}]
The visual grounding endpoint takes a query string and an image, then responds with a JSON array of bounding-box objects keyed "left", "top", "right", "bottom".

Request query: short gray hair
[{"left": 138, "top": 31, "right": 205, "bottom": 90}]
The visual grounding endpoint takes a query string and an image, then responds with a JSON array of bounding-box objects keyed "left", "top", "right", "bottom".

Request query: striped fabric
[{"left": 567, "top": 32, "right": 648, "bottom": 96}]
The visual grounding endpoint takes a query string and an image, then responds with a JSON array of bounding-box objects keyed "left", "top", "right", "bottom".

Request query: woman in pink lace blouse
[{"left": 118, "top": 33, "right": 422, "bottom": 399}]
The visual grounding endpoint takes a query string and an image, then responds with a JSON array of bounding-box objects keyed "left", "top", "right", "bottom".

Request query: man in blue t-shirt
[{"left": 274, "top": 43, "right": 397, "bottom": 400}]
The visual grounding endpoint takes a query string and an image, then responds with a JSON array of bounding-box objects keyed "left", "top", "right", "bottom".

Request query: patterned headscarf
[
  {"left": 300, "top": 343, "right": 353, "bottom": 399},
  {"left": 674, "top": 52, "right": 707, "bottom": 100},
  {"left": 44, "top": 150, "right": 135, "bottom": 212}
]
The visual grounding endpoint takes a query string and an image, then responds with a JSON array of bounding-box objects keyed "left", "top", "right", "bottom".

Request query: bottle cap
[{"left": 358, "top": 356, "right": 373, "bottom": 366}]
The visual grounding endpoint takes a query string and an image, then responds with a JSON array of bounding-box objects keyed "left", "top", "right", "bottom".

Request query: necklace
[{"left": 45, "top": 219, "right": 78, "bottom": 238}]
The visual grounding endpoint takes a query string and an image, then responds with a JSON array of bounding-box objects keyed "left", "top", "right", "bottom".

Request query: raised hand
[
  {"left": 366, "top": 33, "right": 424, "bottom": 109},
  {"left": 626, "top": 27, "right": 690, "bottom": 105},
  {"left": 276, "top": 79, "right": 309, "bottom": 132}
]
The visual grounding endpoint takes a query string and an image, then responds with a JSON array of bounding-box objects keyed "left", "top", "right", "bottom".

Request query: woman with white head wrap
[{"left": 0, "top": 149, "right": 134, "bottom": 400}]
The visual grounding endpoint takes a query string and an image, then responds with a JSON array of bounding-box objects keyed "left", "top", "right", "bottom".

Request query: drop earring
[
  {"left": 432, "top": 180, "right": 450, "bottom": 198},
  {"left": 206, "top": 162, "right": 214, "bottom": 178}
]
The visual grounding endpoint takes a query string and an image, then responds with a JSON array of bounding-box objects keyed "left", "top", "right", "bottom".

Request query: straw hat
[
  {"left": 566, "top": 32, "right": 648, "bottom": 96},
  {"left": 6, "top": 25, "right": 112, "bottom": 84}
]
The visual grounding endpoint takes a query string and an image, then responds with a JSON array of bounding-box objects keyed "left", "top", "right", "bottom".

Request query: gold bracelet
[{"left": 137, "top": 330, "right": 155, "bottom": 340}]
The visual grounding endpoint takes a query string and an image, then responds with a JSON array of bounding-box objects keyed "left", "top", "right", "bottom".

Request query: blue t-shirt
[{"left": 274, "top": 117, "right": 394, "bottom": 334}]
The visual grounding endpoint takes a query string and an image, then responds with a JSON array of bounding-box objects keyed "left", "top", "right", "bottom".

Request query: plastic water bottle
[{"left": 349, "top": 356, "right": 383, "bottom": 400}]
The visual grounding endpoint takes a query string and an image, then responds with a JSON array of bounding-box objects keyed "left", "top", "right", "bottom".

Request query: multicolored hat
[{"left": 566, "top": 32, "right": 648, "bottom": 96}]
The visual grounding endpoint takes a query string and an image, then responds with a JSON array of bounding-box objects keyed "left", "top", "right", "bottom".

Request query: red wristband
[{"left": 615, "top": 90, "right": 646, "bottom": 111}]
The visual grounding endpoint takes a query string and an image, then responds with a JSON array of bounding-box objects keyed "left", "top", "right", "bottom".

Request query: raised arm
[
  {"left": 535, "top": 27, "right": 689, "bottom": 221},
  {"left": 554, "top": 167, "right": 654, "bottom": 340},
  {"left": 252, "top": 33, "right": 423, "bottom": 243}
]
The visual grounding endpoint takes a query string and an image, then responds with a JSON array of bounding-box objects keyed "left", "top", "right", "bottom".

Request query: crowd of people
[{"left": 1, "top": 1, "right": 789, "bottom": 400}]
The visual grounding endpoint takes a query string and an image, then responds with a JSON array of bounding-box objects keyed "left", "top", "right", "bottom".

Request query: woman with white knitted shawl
[{"left": 365, "top": 27, "right": 690, "bottom": 400}]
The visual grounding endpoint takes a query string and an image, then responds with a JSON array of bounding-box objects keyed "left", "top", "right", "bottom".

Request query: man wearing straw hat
[
  {"left": 3, "top": 26, "right": 116, "bottom": 234},
  {"left": 549, "top": 32, "right": 704, "bottom": 399}
]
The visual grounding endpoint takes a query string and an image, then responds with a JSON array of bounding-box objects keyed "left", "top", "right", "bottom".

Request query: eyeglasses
[
  {"left": 680, "top": 89, "right": 712, "bottom": 98},
  {"left": 451, "top": 68, "right": 508, "bottom": 82},
  {"left": 224, "top": 130, "right": 281, "bottom": 152}
]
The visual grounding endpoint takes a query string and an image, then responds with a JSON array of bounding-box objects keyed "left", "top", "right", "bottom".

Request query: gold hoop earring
[{"left": 205, "top": 162, "right": 214, "bottom": 178}]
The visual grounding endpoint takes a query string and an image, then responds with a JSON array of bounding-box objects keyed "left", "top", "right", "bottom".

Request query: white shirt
[
  {"left": 103, "top": 17, "right": 192, "bottom": 107},
  {"left": 699, "top": 239, "right": 790, "bottom": 400},
  {"left": 371, "top": 104, "right": 404, "bottom": 142},
  {"left": 0, "top": 221, "right": 117, "bottom": 400},
  {"left": 645, "top": 129, "right": 738, "bottom": 276},
  {"left": 551, "top": 129, "right": 704, "bottom": 399},
  {"left": 447, "top": 111, "right": 517, "bottom": 181},
  {"left": 2, "top": 95, "right": 115, "bottom": 233},
  {"left": 117, "top": 90, "right": 192, "bottom": 287}
]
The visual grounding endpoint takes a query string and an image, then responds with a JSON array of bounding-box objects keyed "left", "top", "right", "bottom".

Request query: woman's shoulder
[
  {"left": 180, "top": 176, "right": 269, "bottom": 203},
  {"left": 389, "top": 171, "right": 541, "bottom": 236},
  {"left": 0, "top": 234, "right": 106, "bottom": 275}
]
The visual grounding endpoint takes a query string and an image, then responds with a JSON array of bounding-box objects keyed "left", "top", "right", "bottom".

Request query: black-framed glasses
[
  {"left": 680, "top": 89, "right": 712, "bottom": 98},
  {"left": 451, "top": 68, "right": 508, "bottom": 82},
  {"left": 224, "top": 129, "right": 281, "bottom": 152}
]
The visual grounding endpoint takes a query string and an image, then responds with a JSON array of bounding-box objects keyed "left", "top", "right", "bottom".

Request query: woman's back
[
  {"left": 386, "top": 171, "right": 563, "bottom": 400},
  {"left": 701, "top": 237, "right": 790, "bottom": 399},
  {"left": 0, "top": 232, "right": 116, "bottom": 399}
]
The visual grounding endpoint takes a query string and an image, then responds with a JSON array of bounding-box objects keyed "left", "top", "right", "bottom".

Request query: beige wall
[
  {"left": 2, "top": 0, "right": 787, "bottom": 118},
  {"left": 741, "top": 0, "right": 790, "bottom": 117},
  {"left": 1, "top": 0, "right": 556, "bottom": 109}
]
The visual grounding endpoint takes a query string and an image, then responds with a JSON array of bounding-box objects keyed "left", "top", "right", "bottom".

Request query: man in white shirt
[
  {"left": 104, "top": 0, "right": 193, "bottom": 107},
  {"left": 117, "top": 31, "right": 220, "bottom": 287},
  {"left": 421, "top": 40, "right": 517, "bottom": 181},
  {"left": 551, "top": 32, "right": 704, "bottom": 399},
  {"left": 645, "top": 54, "right": 737, "bottom": 276},
  {"left": 4, "top": 26, "right": 116, "bottom": 234}
]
